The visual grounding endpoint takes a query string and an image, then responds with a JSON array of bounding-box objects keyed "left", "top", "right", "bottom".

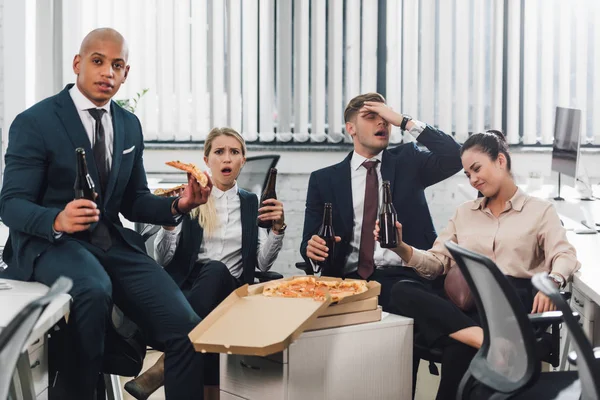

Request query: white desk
[
  {"left": 220, "top": 313, "right": 414, "bottom": 400},
  {"left": 0, "top": 279, "right": 71, "bottom": 400}
]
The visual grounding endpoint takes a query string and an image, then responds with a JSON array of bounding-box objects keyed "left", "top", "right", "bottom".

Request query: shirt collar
[
  {"left": 212, "top": 182, "right": 239, "bottom": 200},
  {"left": 470, "top": 187, "right": 528, "bottom": 212},
  {"left": 69, "top": 84, "right": 112, "bottom": 116},
  {"left": 350, "top": 150, "right": 383, "bottom": 171}
]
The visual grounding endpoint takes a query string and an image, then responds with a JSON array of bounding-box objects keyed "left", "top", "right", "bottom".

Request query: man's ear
[
  {"left": 73, "top": 54, "right": 81, "bottom": 74},
  {"left": 346, "top": 121, "right": 356, "bottom": 137},
  {"left": 122, "top": 65, "right": 130, "bottom": 83}
]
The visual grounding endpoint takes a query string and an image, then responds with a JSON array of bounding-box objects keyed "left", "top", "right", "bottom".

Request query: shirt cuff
[
  {"left": 52, "top": 227, "right": 63, "bottom": 240},
  {"left": 408, "top": 119, "right": 426, "bottom": 139}
]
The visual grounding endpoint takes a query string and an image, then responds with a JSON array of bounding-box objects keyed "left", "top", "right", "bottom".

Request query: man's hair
[{"left": 344, "top": 92, "right": 386, "bottom": 122}]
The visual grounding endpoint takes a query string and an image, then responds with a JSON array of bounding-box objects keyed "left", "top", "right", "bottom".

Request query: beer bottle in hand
[
  {"left": 378, "top": 181, "right": 398, "bottom": 248},
  {"left": 257, "top": 168, "right": 278, "bottom": 229},
  {"left": 74, "top": 148, "right": 96, "bottom": 201},
  {"left": 317, "top": 203, "right": 337, "bottom": 275}
]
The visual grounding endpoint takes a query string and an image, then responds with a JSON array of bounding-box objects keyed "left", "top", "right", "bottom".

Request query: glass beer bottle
[
  {"left": 74, "top": 148, "right": 96, "bottom": 201},
  {"left": 317, "top": 203, "right": 337, "bottom": 275},
  {"left": 257, "top": 168, "right": 278, "bottom": 229},
  {"left": 378, "top": 181, "right": 398, "bottom": 248}
]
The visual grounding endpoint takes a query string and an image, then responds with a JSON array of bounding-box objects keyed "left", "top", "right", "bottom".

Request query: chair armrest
[
  {"left": 141, "top": 224, "right": 161, "bottom": 241},
  {"left": 528, "top": 310, "right": 580, "bottom": 325},
  {"left": 295, "top": 262, "right": 314, "bottom": 276},
  {"left": 568, "top": 347, "right": 600, "bottom": 366},
  {"left": 255, "top": 271, "right": 283, "bottom": 283}
]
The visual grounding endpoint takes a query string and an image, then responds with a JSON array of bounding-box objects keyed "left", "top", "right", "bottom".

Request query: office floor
[{"left": 119, "top": 352, "right": 440, "bottom": 400}]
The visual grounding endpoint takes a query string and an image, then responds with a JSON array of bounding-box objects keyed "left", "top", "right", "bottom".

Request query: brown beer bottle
[
  {"left": 378, "top": 181, "right": 398, "bottom": 248},
  {"left": 317, "top": 203, "right": 337, "bottom": 275},
  {"left": 257, "top": 168, "right": 278, "bottom": 229},
  {"left": 74, "top": 148, "right": 96, "bottom": 201}
]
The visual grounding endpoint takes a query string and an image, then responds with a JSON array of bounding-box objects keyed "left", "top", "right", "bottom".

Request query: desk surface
[
  {"left": 568, "top": 232, "right": 600, "bottom": 305},
  {"left": 0, "top": 279, "right": 71, "bottom": 348}
]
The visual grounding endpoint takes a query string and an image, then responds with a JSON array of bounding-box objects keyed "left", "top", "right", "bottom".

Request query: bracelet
[{"left": 172, "top": 196, "right": 184, "bottom": 215}]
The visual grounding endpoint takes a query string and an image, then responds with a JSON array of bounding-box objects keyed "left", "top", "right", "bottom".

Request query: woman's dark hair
[{"left": 460, "top": 129, "right": 511, "bottom": 171}]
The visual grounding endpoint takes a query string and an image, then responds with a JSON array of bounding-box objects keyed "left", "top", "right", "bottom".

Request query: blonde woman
[{"left": 125, "top": 128, "right": 286, "bottom": 400}]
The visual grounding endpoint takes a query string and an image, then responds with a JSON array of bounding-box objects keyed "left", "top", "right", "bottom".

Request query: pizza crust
[
  {"left": 165, "top": 161, "right": 208, "bottom": 187},
  {"left": 153, "top": 184, "right": 186, "bottom": 197}
]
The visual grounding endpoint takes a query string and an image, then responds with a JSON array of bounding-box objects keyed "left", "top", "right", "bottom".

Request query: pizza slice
[
  {"left": 153, "top": 184, "right": 186, "bottom": 197},
  {"left": 165, "top": 160, "right": 208, "bottom": 187}
]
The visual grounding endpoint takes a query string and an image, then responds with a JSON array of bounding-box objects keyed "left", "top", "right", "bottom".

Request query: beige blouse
[{"left": 408, "top": 188, "right": 581, "bottom": 281}]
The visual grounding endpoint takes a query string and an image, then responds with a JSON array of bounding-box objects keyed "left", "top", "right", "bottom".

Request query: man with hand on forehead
[{"left": 301, "top": 92, "right": 462, "bottom": 311}]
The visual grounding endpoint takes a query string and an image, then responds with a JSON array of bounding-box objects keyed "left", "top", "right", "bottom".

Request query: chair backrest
[
  {"left": 532, "top": 272, "right": 600, "bottom": 400},
  {"left": 0, "top": 277, "right": 72, "bottom": 399},
  {"left": 444, "top": 241, "right": 540, "bottom": 397},
  {"left": 237, "top": 155, "right": 280, "bottom": 195}
]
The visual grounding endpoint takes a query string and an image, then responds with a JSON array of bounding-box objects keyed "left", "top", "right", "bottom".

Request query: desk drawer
[
  {"left": 28, "top": 336, "right": 45, "bottom": 354},
  {"left": 28, "top": 345, "right": 48, "bottom": 396},
  {"left": 571, "top": 287, "right": 597, "bottom": 321},
  {"left": 220, "top": 354, "right": 287, "bottom": 400}
]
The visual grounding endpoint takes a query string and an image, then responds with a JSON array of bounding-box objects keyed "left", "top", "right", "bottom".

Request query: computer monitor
[{"left": 551, "top": 107, "right": 581, "bottom": 200}]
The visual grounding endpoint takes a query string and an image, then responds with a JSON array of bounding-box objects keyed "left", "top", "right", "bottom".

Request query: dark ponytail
[{"left": 461, "top": 129, "right": 511, "bottom": 171}]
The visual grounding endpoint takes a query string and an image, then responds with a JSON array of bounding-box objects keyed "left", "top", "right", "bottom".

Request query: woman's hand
[
  {"left": 259, "top": 198, "right": 285, "bottom": 233},
  {"left": 373, "top": 219, "right": 404, "bottom": 246},
  {"left": 374, "top": 219, "right": 413, "bottom": 262},
  {"left": 531, "top": 291, "right": 557, "bottom": 313}
]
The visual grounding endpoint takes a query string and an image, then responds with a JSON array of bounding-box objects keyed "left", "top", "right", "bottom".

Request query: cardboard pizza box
[
  {"left": 320, "top": 296, "right": 378, "bottom": 317},
  {"left": 306, "top": 306, "right": 383, "bottom": 331},
  {"left": 247, "top": 276, "right": 381, "bottom": 305},
  {"left": 189, "top": 284, "right": 331, "bottom": 357}
]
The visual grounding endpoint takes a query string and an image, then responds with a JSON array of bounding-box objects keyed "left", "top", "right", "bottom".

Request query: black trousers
[
  {"left": 181, "top": 260, "right": 239, "bottom": 385},
  {"left": 33, "top": 236, "right": 204, "bottom": 400},
  {"left": 345, "top": 266, "right": 429, "bottom": 312},
  {"left": 391, "top": 277, "right": 536, "bottom": 400}
]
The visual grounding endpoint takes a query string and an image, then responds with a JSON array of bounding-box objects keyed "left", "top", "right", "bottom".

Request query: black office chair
[
  {"left": 0, "top": 277, "right": 72, "bottom": 400},
  {"left": 444, "top": 241, "right": 579, "bottom": 399},
  {"left": 237, "top": 155, "right": 280, "bottom": 196},
  {"left": 532, "top": 272, "right": 600, "bottom": 399}
]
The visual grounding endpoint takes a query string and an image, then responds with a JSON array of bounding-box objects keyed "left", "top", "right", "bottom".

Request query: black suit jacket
[
  {"left": 0, "top": 84, "right": 178, "bottom": 280},
  {"left": 163, "top": 188, "right": 259, "bottom": 286},
  {"left": 300, "top": 125, "right": 462, "bottom": 276}
]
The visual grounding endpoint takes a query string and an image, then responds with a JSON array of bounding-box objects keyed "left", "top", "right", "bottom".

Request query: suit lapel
[
  {"left": 380, "top": 149, "right": 397, "bottom": 192},
  {"left": 332, "top": 152, "right": 354, "bottom": 233},
  {"left": 104, "top": 102, "right": 125, "bottom": 203},
  {"left": 54, "top": 85, "right": 102, "bottom": 196}
]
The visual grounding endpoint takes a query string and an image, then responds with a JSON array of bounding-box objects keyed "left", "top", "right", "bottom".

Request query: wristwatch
[
  {"left": 400, "top": 115, "right": 413, "bottom": 131},
  {"left": 273, "top": 223, "right": 287, "bottom": 234},
  {"left": 548, "top": 273, "right": 565, "bottom": 289}
]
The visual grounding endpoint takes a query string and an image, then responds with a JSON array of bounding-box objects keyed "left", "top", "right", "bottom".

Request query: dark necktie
[
  {"left": 87, "top": 108, "right": 109, "bottom": 195},
  {"left": 358, "top": 160, "right": 379, "bottom": 279},
  {"left": 87, "top": 108, "right": 112, "bottom": 251}
]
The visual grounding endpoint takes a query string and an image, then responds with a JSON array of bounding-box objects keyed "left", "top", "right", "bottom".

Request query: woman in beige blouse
[{"left": 376, "top": 130, "right": 580, "bottom": 400}]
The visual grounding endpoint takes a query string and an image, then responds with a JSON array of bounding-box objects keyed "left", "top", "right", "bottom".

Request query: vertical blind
[{"left": 60, "top": 0, "right": 600, "bottom": 145}]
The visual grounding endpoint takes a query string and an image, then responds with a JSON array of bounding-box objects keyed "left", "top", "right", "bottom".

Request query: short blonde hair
[{"left": 191, "top": 127, "right": 247, "bottom": 237}]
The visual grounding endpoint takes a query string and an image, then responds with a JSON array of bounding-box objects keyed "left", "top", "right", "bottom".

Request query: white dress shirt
[
  {"left": 154, "top": 183, "right": 284, "bottom": 279},
  {"left": 69, "top": 85, "right": 114, "bottom": 167}
]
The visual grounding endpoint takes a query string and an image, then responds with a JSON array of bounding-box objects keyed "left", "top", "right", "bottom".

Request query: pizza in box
[{"left": 262, "top": 276, "right": 368, "bottom": 302}]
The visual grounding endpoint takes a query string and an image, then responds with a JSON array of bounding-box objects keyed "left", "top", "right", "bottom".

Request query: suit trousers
[
  {"left": 181, "top": 260, "right": 240, "bottom": 386},
  {"left": 33, "top": 235, "right": 204, "bottom": 400}
]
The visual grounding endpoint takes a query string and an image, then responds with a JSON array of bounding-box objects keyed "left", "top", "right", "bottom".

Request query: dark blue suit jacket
[
  {"left": 163, "top": 189, "right": 259, "bottom": 286},
  {"left": 300, "top": 126, "right": 462, "bottom": 276},
  {"left": 0, "top": 84, "right": 178, "bottom": 280}
]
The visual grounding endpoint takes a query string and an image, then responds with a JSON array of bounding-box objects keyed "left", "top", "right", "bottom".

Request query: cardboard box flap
[{"left": 189, "top": 285, "right": 331, "bottom": 356}]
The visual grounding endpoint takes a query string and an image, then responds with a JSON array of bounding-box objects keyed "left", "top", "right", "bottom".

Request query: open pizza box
[
  {"left": 247, "top": 275, "right": 381, "bottom": 308},
  {"left": 307, "top": 306, "right": 383, "bottom": 331},
  {"left": 189, "top": 284, "right": 332, "bottom": 357}
]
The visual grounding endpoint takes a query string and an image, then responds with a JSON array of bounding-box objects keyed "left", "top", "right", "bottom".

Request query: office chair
[
  {"left": 532, "top": 272, "right": 600, "bottom": 399},
  {"left": 0, "top": 277, "right": 72, "bottom": 400},
  {"left": 237, "top": 155, "right": 280, "bottom": 196},
  {"left": 444, "top": 241, "right": 579, "bottom": 399}
]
